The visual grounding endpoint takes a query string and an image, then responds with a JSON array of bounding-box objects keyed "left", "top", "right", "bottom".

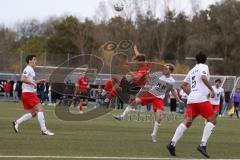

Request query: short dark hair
[
  {"left": 165, "top": 64, "right": 175, "bottom": 73},
  {"left": 215, "top": 79, "right": 221, "bottom": 83},
  {"left": 195, "top": 51, "right": 207, "bottom": 64},
  {"left": 134, "top": 54, "right": 146, "bottom": 62},
  {"left": 25, "top": 55, "right": 36, "bottom": 64}
]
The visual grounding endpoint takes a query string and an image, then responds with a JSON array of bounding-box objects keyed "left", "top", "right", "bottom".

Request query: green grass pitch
[{"left": 0, "top": 101, "right": 239, "bottom": 160}]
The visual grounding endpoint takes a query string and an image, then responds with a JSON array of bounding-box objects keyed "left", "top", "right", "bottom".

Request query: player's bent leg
[
  {"left": 13, "top": 108, "right": 37, "bottom": 133},
  {"left": 113, "top": 97, "right": 139, "bottom": 121},
  {"left": 35, "top": 103, "right": 44, "bottom": 112},
  {"left": 113, "top": 104, "right": 135, "bottom": 121},
  {"left": 30, "top": 108, "right": 37, "bottom": 117},
  {"left": 113, "top": 75, "right": 145, "bottom": 121},
  {"left": 198, "top": 103, "right": 216, "bottom": 158},
  {"left": 13, "top": 92, "right": 40, "bottom": 133},
  {"left": 183, "top": 116, "right": 195, "bottom": 128}
]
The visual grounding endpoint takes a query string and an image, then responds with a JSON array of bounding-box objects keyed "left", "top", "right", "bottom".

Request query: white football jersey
[
  {"left": 209, "top": 86, "right": 224, "bottom": 105},
  {"left": 184, "top": 63, "right": 210, "bottom": 104},
  {"left": 22, "top": 65, "right": 36, "bottom": 93},
  {"left": 150, "top": 75, "right": 175, "bottom": 99}
]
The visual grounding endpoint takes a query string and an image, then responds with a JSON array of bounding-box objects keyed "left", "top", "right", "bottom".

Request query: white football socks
[
  {"left": 37, "top": 112, "right": 47, "bottom": 131},
  {"left": 201, "top": 122, "right": 215, "bottom": 146},
  {"left": 16, "top": 113, "right": 32, "bottom": 125},
  {"left": 171, "top": 123, "right": 187, "bottom": 146},
  {"left": 120, "top": 105, "right": 133, "bottom": 119},
  {"left": 152, "top": 121, "right": 161, "bottom": 136}
]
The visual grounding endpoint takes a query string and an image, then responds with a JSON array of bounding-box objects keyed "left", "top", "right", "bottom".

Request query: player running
[
  {"left": 12, "top": 55, "right": 54, "bottom": 136},
  {"left": 114, "top": 64, "right": 184, "bottom": 143},
  {"left": 209, "top": 79, "right": 225, "bottom": 119},
  {"left": 74, "top": 72, "right": 90, "bottom": 114},
  {"left": 166, "top": 52, "right": 216, "bottom": 158}
]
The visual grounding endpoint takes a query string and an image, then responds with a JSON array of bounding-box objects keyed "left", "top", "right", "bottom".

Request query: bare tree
[
  {"left": 16, "top": 19, "right": 41, "bottom": 39},
  {"left": 93, "top": 1, "right": 109, "bottom": 24},
  {"left": 190, "top": 0, "right": 201, "bottom": 16}
]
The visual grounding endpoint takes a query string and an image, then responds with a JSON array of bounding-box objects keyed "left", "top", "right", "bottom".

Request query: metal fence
[
  {"left": 0, "top": 52, "right": 237, "bottom": 92},
  {"left": 0, "top": 52, "right": 229, "bottom": 73},
  {"left": 0, "top": 52, "right": 89, "bottom": 73},
  {"left": 0, "top": 71, "right": 237, "bottom": 88}
]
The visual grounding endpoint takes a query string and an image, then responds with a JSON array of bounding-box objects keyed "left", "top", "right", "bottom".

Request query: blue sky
[{"left": 0, "top": 0, "right": 221, "bottom": 28}]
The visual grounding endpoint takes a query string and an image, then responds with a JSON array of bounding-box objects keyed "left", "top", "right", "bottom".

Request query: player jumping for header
[{"left": 113, "top": 64, "right": 184, "bottom": 143}]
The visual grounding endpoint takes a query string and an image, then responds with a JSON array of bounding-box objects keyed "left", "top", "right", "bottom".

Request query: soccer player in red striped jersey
[{"left": 12, "top": 55, "right": 54, "bottom": 136}]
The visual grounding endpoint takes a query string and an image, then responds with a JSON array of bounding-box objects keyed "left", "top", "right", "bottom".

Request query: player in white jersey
[
  {"left": 12, "top": 55, "right": 54, "bottom": 136},
  {"left": 209, "top": 79, "right": 225, "bottom": 118},
  {"left": 114, "top": 64, "right": 184, "bottom": 142},
  {"left": 167, "top": 52, "right": 216, "bottom": 158}
]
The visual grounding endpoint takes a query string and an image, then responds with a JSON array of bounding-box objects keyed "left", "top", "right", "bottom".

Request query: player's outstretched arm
[{"left": 133, "top": 45, "right": 140, "bottom": 56}]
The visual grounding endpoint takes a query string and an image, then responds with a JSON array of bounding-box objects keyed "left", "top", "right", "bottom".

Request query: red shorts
[
  {"left": 185, "top": 101, "right": 214, "bottom": 119},
  {"left": 212, "top": 104, "right": 220, "bottom": 112},
  {"left": 138, "top": 92, "right": 164, "bottom": 111},
  {"left": 21, "top": 92, "right": 40, "bottom": 110}
]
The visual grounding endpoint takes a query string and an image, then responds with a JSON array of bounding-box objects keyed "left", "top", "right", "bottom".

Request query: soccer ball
[{"left": 114, "top": 1, "right": 124, "bottom": 12}]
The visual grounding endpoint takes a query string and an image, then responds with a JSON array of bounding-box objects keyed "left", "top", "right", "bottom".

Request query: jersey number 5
[{"left": 192, "top": 76, "right": 196, "bottom": 88}]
